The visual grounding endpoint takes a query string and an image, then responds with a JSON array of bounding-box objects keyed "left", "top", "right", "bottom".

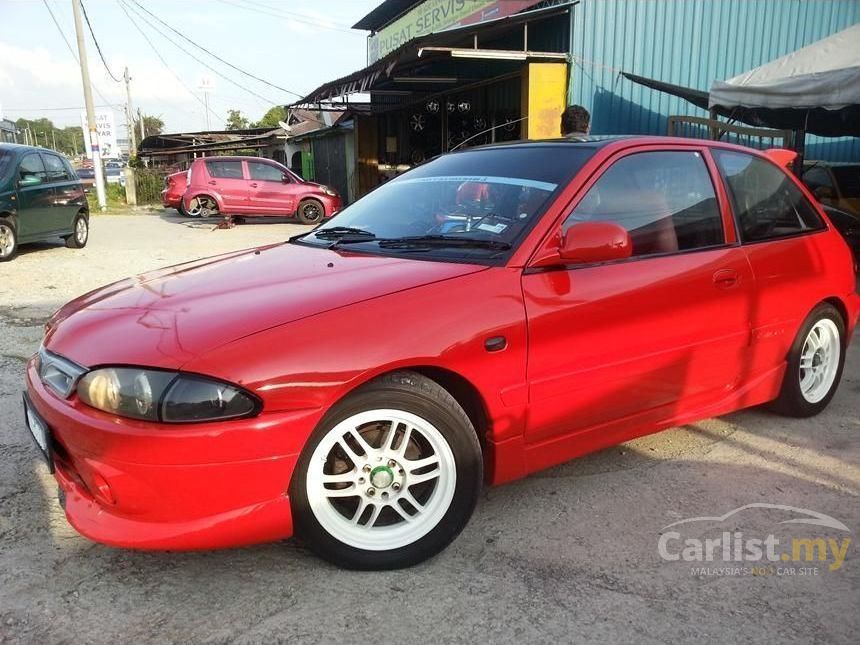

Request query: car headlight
[
  {"left": 321, "top": 185, "right": 337, "bottom": 197},
  {"left": 76, "top": 368, "right": 260, "bottom": 423}
]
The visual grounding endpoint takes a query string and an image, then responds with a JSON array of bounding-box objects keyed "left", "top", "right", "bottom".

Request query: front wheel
[
  {"left": 297, "top": 198, "right": 324, "bottom": 225},
  {"left": 771, "top": 303, "right": 846, "bottom": 417},
  {"left": 0, "top": 219, "right": 18, "bottom": 261},
  {"left": 65, "top": 213, "right": 89, "bottom": 249},
  {"left": 291, "top": 371, "right": 482, "bottom": 569}
]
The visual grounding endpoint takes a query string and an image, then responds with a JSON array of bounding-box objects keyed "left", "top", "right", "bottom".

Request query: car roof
[
  {"left": 459, "top": 135, "right": 783, "bottom": 157},
  {"left": 0, "top": 142, "right": 60, "bottom": 155},
  {"left": 194, "top": 155, "right": 279, "bottom": 163}
]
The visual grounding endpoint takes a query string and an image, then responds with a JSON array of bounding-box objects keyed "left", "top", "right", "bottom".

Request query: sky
[{"left": 0, "top": 0, "right": 380, "bottom": 133}]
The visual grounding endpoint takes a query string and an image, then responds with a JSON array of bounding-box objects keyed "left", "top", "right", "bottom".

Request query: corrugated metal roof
[{"left": 570, "top": 0, "right": 860, "bottom": 160}]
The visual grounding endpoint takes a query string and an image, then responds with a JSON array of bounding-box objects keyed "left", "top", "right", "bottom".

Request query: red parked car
[
  {"left": 160, "top": 170, "right": 188, "bottom": 214},
  {"left": 182, "top": 156, "right": 341, "bottom": 224},
  {"left": 24, "top": 137, "right": 859, "bottom": 569}
]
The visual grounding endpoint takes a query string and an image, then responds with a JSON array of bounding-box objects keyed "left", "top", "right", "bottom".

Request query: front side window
[
  {"left": 247, "top": 161, "right": 285, "bottom": 182},
  {"left": 205, "top": 160, "right": 243, "bottom": 179},
  {"left": 562, "top": 150, "right": 724, "bottom": 258},
  {"left": 299, "top": 146, "right": 594, "bottom": 262},
  {"left": 42, "top": 154, "right": 70, "bottom": 182},
  {"left": 18, "top": 153, "right": 47, "bottom": 182},
  {"left": 713, "top": 150, "right": 824, "bottom": 242}
]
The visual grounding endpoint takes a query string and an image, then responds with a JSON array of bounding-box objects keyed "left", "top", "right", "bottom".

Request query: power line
[
  {"left": 127, "top": 0, "right": 304, "bottom": 98},
  {"left": 79, "top": 0, "right": 122, "bottom": 82},
  {"left": 218, "top": 0, "right": 357, "bottom": 34},
  {"left": 115, "top": 0, "right": 222, "bottom": 125},
  {"left": 40, "top": 0, "right": 122, "bottom": 109},
  {"left": 121, "top": 0, "right": 280, "bottom": 108}
]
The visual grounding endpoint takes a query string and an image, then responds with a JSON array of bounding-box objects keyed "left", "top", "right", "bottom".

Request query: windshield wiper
[
  {"left": 376, "top": 235, "right": 512, "bottom": 251},
  {"left": 312, "top": 226, "right": 376, "bottom": 240}
]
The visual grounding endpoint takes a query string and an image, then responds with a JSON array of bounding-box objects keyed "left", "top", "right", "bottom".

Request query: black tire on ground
[
  {"left": 0, "top": 218, "right": 18, "bottom": 262},
  {"left": 297, "top": 198, "right": 324, "bottom": 225},
  {"left": 178, "top": 201, "right": 188, "bottom": 217},
  {"left": 770, "top": 302, "right": 846, "bottom": 418},
  {"left": 65, "top": 212, "right": 89, "bottom": 249},
  {"left": 290, "top": 370, "right": 483, "bottom": 570}
]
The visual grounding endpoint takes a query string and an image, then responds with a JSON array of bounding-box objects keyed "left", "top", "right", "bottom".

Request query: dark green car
[{"left": 0, "top": 143, "right": 89, "bottom": 262}]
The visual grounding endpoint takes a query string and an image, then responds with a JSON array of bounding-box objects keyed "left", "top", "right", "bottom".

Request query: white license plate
[{"left": 23, "top": 396, "right": 53, "bottom": 471}]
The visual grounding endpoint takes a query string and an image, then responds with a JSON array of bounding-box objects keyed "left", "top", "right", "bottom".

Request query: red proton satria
[
  {"left": 182, "top": 156, "right": 342, "bottom": 224},
  {"left": 24, "top": 137, "right": 859, "bottom": 569}
]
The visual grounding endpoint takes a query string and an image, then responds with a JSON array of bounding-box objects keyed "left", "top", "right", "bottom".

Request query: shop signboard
[{"left": 367, "top": 0, "right": 541, "bottom": 63}]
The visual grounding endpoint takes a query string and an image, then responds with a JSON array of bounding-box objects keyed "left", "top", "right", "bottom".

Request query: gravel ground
[{"left": 0, "top": 213, "right": 858, "bottom": 644}]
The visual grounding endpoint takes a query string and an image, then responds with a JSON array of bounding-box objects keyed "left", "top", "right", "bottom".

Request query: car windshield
[
  {"left": 832, "top": 166, "right": 860, "bottom": 198},
  {"left": 298, "top": 145, "right": 594, "bottom": 262}
]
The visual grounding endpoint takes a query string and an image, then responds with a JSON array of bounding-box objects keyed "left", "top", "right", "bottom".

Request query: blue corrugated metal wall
[{"left": 568, "top": 0, "right": 860, "bottom": 160}]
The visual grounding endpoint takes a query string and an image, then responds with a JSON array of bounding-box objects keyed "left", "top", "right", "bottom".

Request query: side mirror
[
  {"left": 282, "top": 174, "right": 291, "bottom": 183},
  {"left": 18, "top": 174, "right": 42, "bottom": 187},
  {"left": 813, "top": 186, "right": 835, "bottom": 201},
  {"left": 559, "top": 221, "right": 632, "bottom": 264}
]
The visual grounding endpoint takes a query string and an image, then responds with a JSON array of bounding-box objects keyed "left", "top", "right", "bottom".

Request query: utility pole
[
  {"left": 123, "top": 66, "right": 136, "bottom": 157},
  {"left": 51, "top": 130, "right": 57, "bottom": 151},
  {"left": 138, "top": 107, "right": 145, "bottom": 141},
  {"left": 72, "top": 0, "right": 106, "bottom": 210},
  {"left": 72, "top": 132, "right": 79, "bottom": 157}
]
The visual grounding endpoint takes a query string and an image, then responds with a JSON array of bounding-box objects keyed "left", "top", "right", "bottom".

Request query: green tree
[
  {"left": 225, "top": 109, "right": 250, "bottom": 130},
  {"left": 133, "top": 113, "right": 165, "bottom": 139},
  {"left": 15, "top": 117, "right": 84, "bottom": 157},
  {"left": 253, "top": 106, "right": 287, "bottom": 129}
]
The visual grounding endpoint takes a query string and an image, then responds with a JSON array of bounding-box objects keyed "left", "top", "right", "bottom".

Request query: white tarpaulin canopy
[{"left": 710, "top": 23, "right": 860, "bottom": 111}]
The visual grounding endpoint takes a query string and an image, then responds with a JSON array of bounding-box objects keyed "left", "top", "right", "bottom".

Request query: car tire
[
  {"left": 297, "top": 198, "right": 324, "bottom": 225},
  {"left": 291, "top": 370, "right": 482, "bottom": 570},
  {"left": 65, "top": 213, "right": 89, "bottom": 249},
  {"left": 770, "top": 303, "right": 846, "bottom": 418},
  {"left": 0, "top": 218, "right": 18, "bottom": 262},
  {"left": 178, "top": 201, "right": 189, "bottom": 217}
]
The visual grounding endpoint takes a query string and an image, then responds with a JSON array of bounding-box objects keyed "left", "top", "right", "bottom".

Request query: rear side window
[
  {"left": 18, "top": 153, "right": 47, "bottom": 182},
  {"left": 205, "top": 160, "right": 243, "bottom": 179},
  {"left": 562, "top": 150, "right": 724, "bottom": 258},
  {"left": 247, "top": 161, "right": 285, "bottom": 182},
  {"left": 713, "top": 150, "right": 824, "bottom": 242},
  {"left": 42, "top": 154, "right": 70, "bottom": 181}
]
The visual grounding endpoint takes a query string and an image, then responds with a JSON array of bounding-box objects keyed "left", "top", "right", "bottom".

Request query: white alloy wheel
[
  {"left": 187, "top": 196, "right": 218, "bottom": 218},
  {"left": 306, "top": 409, "right": 457, "bottom": 551},
  {"left": 799, "top": 319, "right": 841, "bottom": 404},
  {"left": 75, "top": 217, "right": 88, "bottom": 245},
  {"left": 0, "top": 223, "right": 15, "bottom": 259}
]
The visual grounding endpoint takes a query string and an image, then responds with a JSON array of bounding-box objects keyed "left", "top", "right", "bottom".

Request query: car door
[
  {"left": 15, "top": 152, "right": 54, "bottom": 240},
  {"left": 42, "top": 152, "right": 79, "bottom": 232},
  {"left": 521, "top": 147, "right": 755, "bottom": 449},
  {"left": 204, "top": 160, "right": 248, "bottom": 212},
  {"left": 246, "top": 160, "right": 294, "bottom": 214},
  {"left": 711, "top": 149, "right": 832, "bottom": 385}
]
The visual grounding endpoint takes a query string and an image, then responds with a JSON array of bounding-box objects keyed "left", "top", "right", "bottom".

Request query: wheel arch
[
  {"left": 185, "top": 190, "right": 224, "bottom": 212},
  {"left": 821, "top": 296, "right": 849, "bottom": 330}
]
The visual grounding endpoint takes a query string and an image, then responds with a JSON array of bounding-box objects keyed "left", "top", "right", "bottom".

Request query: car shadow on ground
[{"left": 157, "top": 208, "right": 309, "bottom": 230}]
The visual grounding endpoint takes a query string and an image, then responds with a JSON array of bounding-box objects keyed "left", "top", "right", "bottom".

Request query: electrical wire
[
  {"left": 40, "top": 0, "right": 122, "bottom": 110},
  {"left": 116, "top": 0, "right": 222, "bottom": 125},
  {"left": 127, "top": 0, "right": 304, "bottom": 98},
  {"left": 79, "top": 0, "right": 122, "bottom": 82},
  {"left": 121, "top": 0, "right": 280, "bottom": 106},
  {"left": 217, "top": 0, "right": 357, "bottom": 34}
]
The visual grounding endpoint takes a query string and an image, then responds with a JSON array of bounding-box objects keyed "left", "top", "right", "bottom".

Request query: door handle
[
  {"left": 208, "top": 180, "right": 217, "bottom": 185},
  {"left": 249, "top": 182, "right": 258, "bottom": 187},
  {"left": 713, "top": 268, "right": 740, "bottom": 289}
]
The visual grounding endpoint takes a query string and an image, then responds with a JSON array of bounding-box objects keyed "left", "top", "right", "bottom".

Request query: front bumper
[{"left": 25, "top": 358, "right": 319, "bottom": 550}]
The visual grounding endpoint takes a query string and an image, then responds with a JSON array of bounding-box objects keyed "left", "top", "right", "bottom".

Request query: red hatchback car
[
  {"left": 182, "top": 156, "right": 341, "bottom": 224},
  {"left": 24, "top": 137, "right": 858, "bottom": 569}
]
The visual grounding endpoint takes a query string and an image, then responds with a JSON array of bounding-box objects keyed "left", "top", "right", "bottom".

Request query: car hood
[{"left": 45, "top": 243, "right": 487, "bottom": 368}]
